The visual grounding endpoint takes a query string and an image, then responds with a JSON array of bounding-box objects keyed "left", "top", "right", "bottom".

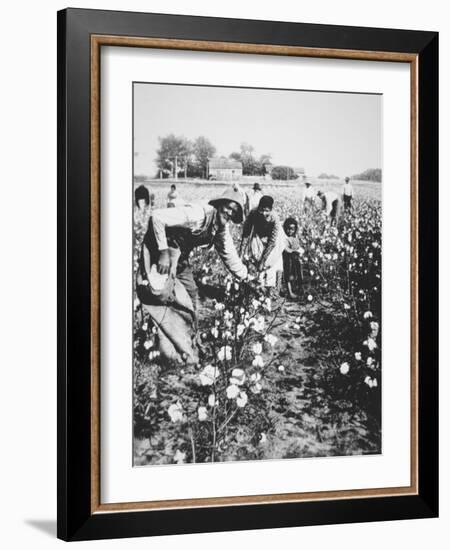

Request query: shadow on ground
[{"left": 25, "top": 519, "right": 56, "bottom": 538}]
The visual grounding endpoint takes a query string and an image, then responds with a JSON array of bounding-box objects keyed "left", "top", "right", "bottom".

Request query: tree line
[
  {"left": 155, "top": 135, "right": 274, "bottom": 178},
  {"left": 351, "top": 168, "right": 382, "bottom": 182}
]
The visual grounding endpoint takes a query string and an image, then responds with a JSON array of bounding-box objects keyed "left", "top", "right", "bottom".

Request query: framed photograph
[{"left": 57, "top": 8, "right": 438, "bottom": 541}]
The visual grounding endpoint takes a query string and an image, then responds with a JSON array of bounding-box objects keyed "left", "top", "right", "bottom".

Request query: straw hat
[{"left": 209, "top": 188, "right": 244, "bottom": 224}]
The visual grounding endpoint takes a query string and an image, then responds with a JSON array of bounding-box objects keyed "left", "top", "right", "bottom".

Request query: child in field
[
  {"left": 282, "top": 217, "right": 302, "bottom": 299},
  {"left": 134, "top": 185, "right": 154, "bottom": 227}
]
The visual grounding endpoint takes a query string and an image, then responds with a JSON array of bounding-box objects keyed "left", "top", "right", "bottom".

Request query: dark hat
[
  {"left": 253, "top": 182, "right": 262, "bottom": 190},
  {"left": 135, "top": 185, "right": 150, "bottom": 206},
  {"left": 304, "top": 181, "right": 311, "bottom": 186},
  {"left": 209, "top": 189, "right": 244, "bottom": 224},
  {"left": 345, "top": 176, "right": 350, "bottom": 182},
  {"left": 258, "top": 195, "right": 274, "bottom": 210}
]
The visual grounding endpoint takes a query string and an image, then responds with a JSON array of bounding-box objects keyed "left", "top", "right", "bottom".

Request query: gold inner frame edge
[{"left": 89, "top": 35, "right": 419, "bottom": 514}]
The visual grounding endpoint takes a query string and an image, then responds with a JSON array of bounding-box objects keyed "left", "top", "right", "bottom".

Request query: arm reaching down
[{"left": 214, "top": 225, "right": 248, "bottom": 280}]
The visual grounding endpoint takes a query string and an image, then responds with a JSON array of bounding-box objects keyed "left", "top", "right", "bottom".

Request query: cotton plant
[{"left": 176, "top": 272, "right": 284, "bottom": 463}]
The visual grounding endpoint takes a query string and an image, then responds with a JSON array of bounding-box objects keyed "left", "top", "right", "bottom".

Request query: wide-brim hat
[{"left": 209, "top": 189, "right": 244, "bottom": 224}]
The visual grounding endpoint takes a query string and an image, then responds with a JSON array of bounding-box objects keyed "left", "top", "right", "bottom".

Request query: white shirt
[
  {"left": 343, "top": 182, "right": 354, "bottom": 197},
  {"left": 303, "top": 186, "right": 315, "bottom": 202},
  {"left": 248, "top": 190, "right": 263, "bottom": 210},
  {"left": 151, "top": 204, "right": 248, "bottom": 279}
]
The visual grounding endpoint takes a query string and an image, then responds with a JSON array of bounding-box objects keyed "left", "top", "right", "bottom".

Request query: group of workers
[{"left": 134, "top": 176, "right": 355, "bottom": 363}]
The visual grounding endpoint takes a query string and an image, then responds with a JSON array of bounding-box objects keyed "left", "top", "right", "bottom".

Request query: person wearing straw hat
[
  {"left": 139, "top": 187, "right": 248, "bottom": 312},
  {"left": 248, "top": 182, "right": 263, "bottom": 211},
  {"left": 302, "top": 179, "right": 315, "bottom": 211},
  {"left": 136, "top": 188, "right": 249, "bottom": 364},
  {"left": 342, "top": 176, "right": 354, "bottom": 211},
  {"left": 317, "top": 189, "right": 341, "bottom": 225}
]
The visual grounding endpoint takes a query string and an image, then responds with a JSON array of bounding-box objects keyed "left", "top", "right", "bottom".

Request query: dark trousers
[
  {"left": 330, "top": 199, "right": 341, "bottom": 224},
  {"left": 176, "top": 266, "right": 199, "bottom": 314},
  {"left": 343, "top": 195, "right": 352, "bottom": 210}
]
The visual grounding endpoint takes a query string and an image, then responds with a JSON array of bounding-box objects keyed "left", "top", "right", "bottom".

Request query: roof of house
[
  {"left": 208, "top": 157, "right": 243, "bottom": 170},
  {"left": 292, "top": 167, "right": 305, "bottom": 174}
]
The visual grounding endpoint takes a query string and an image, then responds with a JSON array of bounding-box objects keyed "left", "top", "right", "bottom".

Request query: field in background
[{"left": 135, "top": 178, "right": 381, "bottom": 210}]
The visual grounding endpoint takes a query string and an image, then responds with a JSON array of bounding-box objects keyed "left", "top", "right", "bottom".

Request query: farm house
[
  {"left": 292, "top": 166, "right": 305, "bottom": 178},
  {"left": 207, "top": 157, "right": 243, "bottom": 181}
]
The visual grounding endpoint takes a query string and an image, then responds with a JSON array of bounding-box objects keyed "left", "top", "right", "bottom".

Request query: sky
[{"left": 134, "top": 82, "right": 382, "bottom": 178}]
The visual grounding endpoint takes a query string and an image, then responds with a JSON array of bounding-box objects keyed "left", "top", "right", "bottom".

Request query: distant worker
[
  {"left": 135, "top": 185, "right": 153, "bottom": 226},
  {"left": 317, "top": 190, "right": 341, "bottom": 226},
  {"left": 167, "top": 184, "right": 189, "bottom": 208},
  {"left": 248, "top": 182, "right": 263, "bottom": 211},
  {"left": 232, "top": 182, "right": 250, "bottom": 218},
  {"left": 166, "top": 184, "right": 178, "bottom": 208},
  {"left": 342, "top": 176, "right": 354, "bottom": 211},
  {"left": 135, "top": 185, "right": 150, "bottom": 210},
  {"left": 302, "top": 180, "right": 315, "bottom": 211}
]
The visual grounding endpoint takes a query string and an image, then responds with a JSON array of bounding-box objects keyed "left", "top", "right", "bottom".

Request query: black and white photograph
[{"left": 132, "top": 82, "right": 382, "bottom": 466}]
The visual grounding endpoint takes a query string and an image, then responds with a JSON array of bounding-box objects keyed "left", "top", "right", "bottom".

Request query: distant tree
[
  {"left": 156, "top": 134, "right": 192, "bottom": 178},
  {"left": 258, "top": 154, "right": 272, "bottom": 176},
  {"left": 351, "top": 168, "right": 382, "bottom": 182},
  {"left": 259, "top": 154, "right": 272, "bottom": 166},
  {"left": 318, "top": 173, "right": 340, "bottom": 180},
  {"left": 229, "top": 151, "right": 242, "bottom": 162},
  {"left": 191, "top": 136, "right": 216, "bottom": 178},
  {"left": 239, "top": 142, "right": 257, "bottom": 175},
  {"left": 229, "top": 145, "right": 271, "bottom": 176},
  {"left": 271, "top": 165, "right": 297, "bottom": 180}
]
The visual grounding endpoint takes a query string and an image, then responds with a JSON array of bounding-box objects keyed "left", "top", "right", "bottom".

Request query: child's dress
[{"left": 282, "top": 235, "right": 302, "bottom": 292}]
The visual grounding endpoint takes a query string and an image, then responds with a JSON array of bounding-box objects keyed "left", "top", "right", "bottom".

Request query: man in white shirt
[
  {"left": 317, "top": 190, "right": 341, "bottom": 225},
  {"left": 302, "top": 180, "right": 315, "bottom": 211},
  {"left": 248, "top": 182, "right": 263, "bottom": 211},
  {"left": 139, "top": 188, "right": 248, "bottom": 314},
  {"left": 342, "top": 176, "right": 354, "bottom": 211}
]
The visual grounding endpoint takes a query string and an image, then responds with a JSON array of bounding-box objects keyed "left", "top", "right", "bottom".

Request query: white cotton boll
[
  {"left": 197, "top": 407, "right": 208, "bottom": 421},
  {"left": 199, "top": 365, "right": 220, "bottom": 386},
  {"left": 229, "top": 368, "right": 246, "bottom": 386},
  {"left": 252, "top": 342, "right": 263, "bottom": 355},
  {"left": 340, "top": 362, "right": 350, "bottom": 375},
  {"left": 252, "top": 355, "right": 264, "bottom": 368},
  {"left": 226, "top": 384, "right": 240, "bottom": 399},
  {"left": 218, "top": 346, "right": 232, "bottom": 361},
  {"left": 173, "top": 449, "right": 186, "bottom": 464},
  {"left": 168, "top": 402, "right": 183, "bottom": 423},
  {"left": 264, "top": 334, "right": 278, "bottom": 346},
  {"left": 236, "top": 391, "right": 248, "bottom": 408},
  {"left": 208, "top": 394, "right": 217, "bottom": 407}
]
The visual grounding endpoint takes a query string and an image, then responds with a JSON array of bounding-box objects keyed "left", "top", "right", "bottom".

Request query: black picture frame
[{"left": 57, "top": 7, "right": 438, "bottom": 541}]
